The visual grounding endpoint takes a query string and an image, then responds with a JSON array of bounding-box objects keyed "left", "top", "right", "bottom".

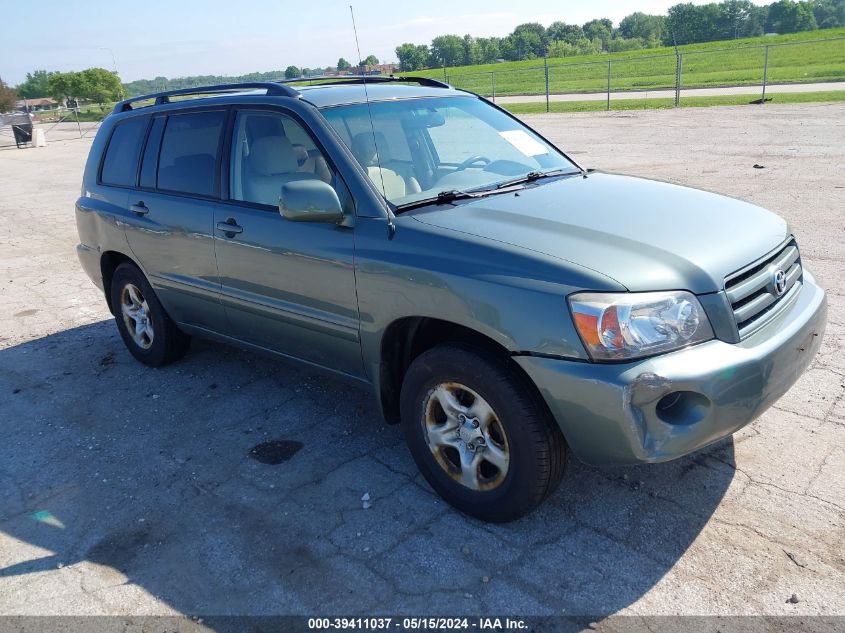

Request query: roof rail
[
  {"left": 278, "top": 75, "right": 451, "bottom": 89},
  {"left": 113, "top": 82, "right": 299, "bottom": 113}
]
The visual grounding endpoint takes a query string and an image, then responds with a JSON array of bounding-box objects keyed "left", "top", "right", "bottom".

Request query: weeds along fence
[{"left": 441, "top": 36, "right": 845, "bottom": 110}]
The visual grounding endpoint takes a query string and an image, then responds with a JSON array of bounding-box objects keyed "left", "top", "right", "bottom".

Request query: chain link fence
[
  {"left": 441, "top": 36, "right": 845, "bottom": 110},
  {"left": 0, "top": 107, "right": 106, "bottom": 150}
]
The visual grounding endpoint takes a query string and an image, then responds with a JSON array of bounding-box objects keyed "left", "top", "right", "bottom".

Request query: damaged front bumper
[{"left": 515, "top": 272, "right": 827, "bottom": 465}]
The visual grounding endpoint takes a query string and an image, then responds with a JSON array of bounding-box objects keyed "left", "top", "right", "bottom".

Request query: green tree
[
  {"left": 48, "top": 71, "right": 90, "bottom": 105},
  {"left": 430, "top": 34, "right": 465, "bottom": 67},
  {"left": 0, "top": 77, "right": 18, "bottom": 112},
  {"left": 743, "top": 2, "right": 770, "bottom": 36},
  {"left": 547, "top": 22, "right": 585, "bottom": 45},
  {"left": 548, "top": 37, "right": 601, "bottom": 57},
  {"left": 717, "top": 0, "right": 762, "bottom": 38},
  {"left": 504, "top": 22, "right": 547, "bottom": 59},
  {"left": 666, "top": 4, "right": 710, "bottom": 44},
  {"left": 462, "top": 35, "right": 480, "bottom": 65},
  {"left": 812, "top": 0, "right": 845, "bottom": 28},
  {"left": 475, "top": 37, "right": 501, "bottom": 63},
  {"left": 337, "top": 58, "right": 352, "bottom": 70},
  {"left": 395, "top": 43, "right": 430, "bottom": 71},
  {"left": 619, "top": 12, "right": 666, "bottom": 42},
  {"left": 361, "top": 54, "right": 379, "bottom": 66},
  {"left": 81, "top": 67, "right": 123, "bottom": 103},
  {"left": 16, "top": 70, "right": 55, "bottom": 99},
  {"left": 767, "top": 0, "right": 818, "bottom": 32},
  {"left": 582, "top": 19, "right": 613, "bottom": 50},
  {"left": 608, "top": 37, "right": 647, "bottom": 52},
  {"left": 284, "top": 66, "right": 301, "bottom": 79}
]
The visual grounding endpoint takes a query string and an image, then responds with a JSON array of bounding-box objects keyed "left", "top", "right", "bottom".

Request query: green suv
[{"left": 76, "top": 77, "right": 827, "bottom": 521}]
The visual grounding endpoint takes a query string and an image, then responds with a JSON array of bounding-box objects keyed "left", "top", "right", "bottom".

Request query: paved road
[
  {"left": 0, "top": 105, "right": 843, "bottom": 622},
  {"left": 495, "top": 81, "right": 845, "bottom": 104}
]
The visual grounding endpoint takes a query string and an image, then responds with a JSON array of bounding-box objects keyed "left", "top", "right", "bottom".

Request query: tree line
[
  {"left": 16, "top": 68, "right": 123, "bottom": 104},
  {"left": 13, "top": 61, "right": 367, "bottom": 102},
  {"left": 396, "top": 0, "right": 845, "bottom": 70},
  {"left": 114, "top": 56, "right": 376, "bottom": 98},
  {"left": 281, "top": 55, "right": 377, "bottom": 79}
]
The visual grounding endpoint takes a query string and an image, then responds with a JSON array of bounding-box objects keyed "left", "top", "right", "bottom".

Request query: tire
[
  {"left": 110, "top": 262, "right": 190, "bottom": 367},
  {"left": 400, "top": 343, "right": 566, "bottom": 522}
]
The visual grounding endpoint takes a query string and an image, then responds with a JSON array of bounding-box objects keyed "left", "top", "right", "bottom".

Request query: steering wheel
[{"left": 455, "top": 155, "right": 491, "bottom": 171}]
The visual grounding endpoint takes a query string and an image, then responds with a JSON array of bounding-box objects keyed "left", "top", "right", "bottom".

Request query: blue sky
[{"left": 2, "top": 0, "right": 768, "bottom": 85}]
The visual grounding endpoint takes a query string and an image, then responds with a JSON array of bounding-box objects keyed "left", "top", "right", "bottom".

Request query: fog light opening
[{"left": 656, "top": 391, "right": 711, "bottom": 426}]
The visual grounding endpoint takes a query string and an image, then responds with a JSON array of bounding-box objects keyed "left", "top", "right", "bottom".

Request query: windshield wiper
[
  {"left": 493, "top": 169, "right": 581, "bottom": 190},
  {"left": 395, "top": 188, "right": 509, "bottom": 213}
]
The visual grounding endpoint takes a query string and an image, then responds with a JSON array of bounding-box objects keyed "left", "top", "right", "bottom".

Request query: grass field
[
  {"left": 503, "top": 89, "right": 845, "bottom": 114},
  {"left": 417, "top": 28, "right": 845, "bottom": 97},
  {"left": 32, "top": 103, "right": 112, "bottom": 123}
]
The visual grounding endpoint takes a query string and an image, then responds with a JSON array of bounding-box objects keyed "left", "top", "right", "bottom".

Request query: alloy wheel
[
  {"left": 422, "top": 382, "right": 510, "bottom": 491},
  {"left": 120, "top": 283, "right": 154, "bottom": 350}
]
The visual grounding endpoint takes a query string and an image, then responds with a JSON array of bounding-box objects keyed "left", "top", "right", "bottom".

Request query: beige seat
[
  {"left": 351, "top": 132, "right": 421, "bottom": 200},
  {"left": 293, "top": 143, "right": 332, "bottom": 184},
  {"left": 245, "top": 136, "right": 314, "bottom": 206}
]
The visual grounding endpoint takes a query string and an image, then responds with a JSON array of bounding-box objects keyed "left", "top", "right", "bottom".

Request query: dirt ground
[{"left": 0, "top": 104, "right": 843, "bottom": 620}]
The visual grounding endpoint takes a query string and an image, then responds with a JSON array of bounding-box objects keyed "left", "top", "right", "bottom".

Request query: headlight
[{"left": 569, "top": 291, "right": 714, "bottom": 361}]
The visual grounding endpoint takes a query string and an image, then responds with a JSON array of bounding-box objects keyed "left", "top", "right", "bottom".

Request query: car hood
[{"left": 410, "top": 172, "right": 789, "bottom": 293}]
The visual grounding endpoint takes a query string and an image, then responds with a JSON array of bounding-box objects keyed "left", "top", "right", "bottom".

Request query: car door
[
  {"left": 212, "top": 108, "right": 363, "bottom": 378},
  {"left": 122, "top": 109, "right": 227, "bottom": 332}
]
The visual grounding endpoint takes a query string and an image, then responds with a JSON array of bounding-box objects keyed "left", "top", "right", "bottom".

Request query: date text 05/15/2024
[{"left": 307, "top": 617, "right": 529, "bottom": 630}]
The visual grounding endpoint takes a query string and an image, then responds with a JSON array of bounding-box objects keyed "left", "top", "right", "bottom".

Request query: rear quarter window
[
  {"left": 100, "top": 117, "right": 150, "bottom": 187},
  {"left": 157, "top": 111, "right": 226, "bottom": 197}
]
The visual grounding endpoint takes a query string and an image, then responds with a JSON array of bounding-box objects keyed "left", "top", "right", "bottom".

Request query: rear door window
[
  {"left": 100, "top": 117, "right": 149, "bottom": 187},
  {"left": 156, "top": 111, "right": 226, "bottom": 197}
]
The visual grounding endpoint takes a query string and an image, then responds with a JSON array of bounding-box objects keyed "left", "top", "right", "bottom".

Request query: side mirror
[{"left": 279, "top": 180, "right": 344, "bottom": 223}]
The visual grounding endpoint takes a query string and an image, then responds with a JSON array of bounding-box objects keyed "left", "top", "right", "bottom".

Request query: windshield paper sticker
[{"left": 499, "top": 130, "right": 549, "bottom": 157}]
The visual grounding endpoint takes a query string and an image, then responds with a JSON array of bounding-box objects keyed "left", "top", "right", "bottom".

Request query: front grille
[{"left": 725, "top": 239, "right": 802, "bottom": 337}]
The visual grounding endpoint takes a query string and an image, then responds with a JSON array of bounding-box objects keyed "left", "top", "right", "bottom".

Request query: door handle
[
  {"left": 216, "top": 220, "right": 243, "bottom": 235},
  {"left": 130, "top": 201, "right": 149, "bottom": 216}
]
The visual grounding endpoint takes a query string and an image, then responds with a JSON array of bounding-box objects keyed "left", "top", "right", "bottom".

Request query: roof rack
[
  {"left": 279, "top": 75, "right": 451, "bottom": 89},
  {"left": 113, "top": 82, "right": 299, "bottom": 113},
  {"left": 112, "top": 76, "right": 451, "bottom": 114}
]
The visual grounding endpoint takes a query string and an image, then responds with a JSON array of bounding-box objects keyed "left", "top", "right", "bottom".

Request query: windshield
[{"left": 321, "top": 96, "right": 579, "bottom": 207}]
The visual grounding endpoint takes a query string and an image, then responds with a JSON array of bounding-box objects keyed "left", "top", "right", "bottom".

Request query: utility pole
[
  {"left": 761, "top": 45, "right": 769, "bottom": 104},
  {"left": 100, "top": 47, "right": 117, "bottom": 73},
  {"left": 99, "top": 47, "right": 123, "bottom": 99},
  {"left": 544, "top": 53, "right": 550, "bottom": 113}
]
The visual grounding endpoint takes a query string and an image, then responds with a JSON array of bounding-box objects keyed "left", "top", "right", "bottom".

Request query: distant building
[
  {"left": 15, "top": 98, "right": 58, "bottom": 112},
  {"left": 360, "top": 63, "right": 399, "bottom": 76}
]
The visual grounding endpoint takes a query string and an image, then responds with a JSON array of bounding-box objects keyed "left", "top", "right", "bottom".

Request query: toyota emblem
[{"left": 772, "top": 269, "right": 787, "bottom": 296}]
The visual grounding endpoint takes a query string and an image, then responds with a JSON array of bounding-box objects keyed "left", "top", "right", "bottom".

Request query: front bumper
[{"left": 515, "top": 273, "right": 827, "bottom": 465}]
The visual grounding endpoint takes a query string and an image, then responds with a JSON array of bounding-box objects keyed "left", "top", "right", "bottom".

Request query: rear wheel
[
  {"left": 400, "top": 343, "right": 566, "bottom": 522},
  {"left": 110, "top": 263, "right": 190, "bottom": 367}
]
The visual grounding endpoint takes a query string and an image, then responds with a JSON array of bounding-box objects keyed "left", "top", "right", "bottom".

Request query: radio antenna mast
[{"left": 349, "top": 5, "right": 390, "bottom": 221}]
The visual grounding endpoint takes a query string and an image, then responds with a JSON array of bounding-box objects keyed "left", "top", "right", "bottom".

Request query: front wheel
[{"left": 400, "top": 343, "right": 566, "bottom": 522}]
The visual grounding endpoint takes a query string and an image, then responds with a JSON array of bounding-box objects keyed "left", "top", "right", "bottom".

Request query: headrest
[
  {"left": 351, "top": 132, "right": 392, "bottom": 166},
  {"left": 292, "top": 144, "right": 309, "bottom": 165},
  {"left": 250, "top": 136, "right": 298, "bottom": 176}
]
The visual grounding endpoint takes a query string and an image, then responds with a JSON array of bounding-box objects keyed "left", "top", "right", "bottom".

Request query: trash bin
[{"left": 10, "top": 113, "right": 34, "bottom": 148}]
